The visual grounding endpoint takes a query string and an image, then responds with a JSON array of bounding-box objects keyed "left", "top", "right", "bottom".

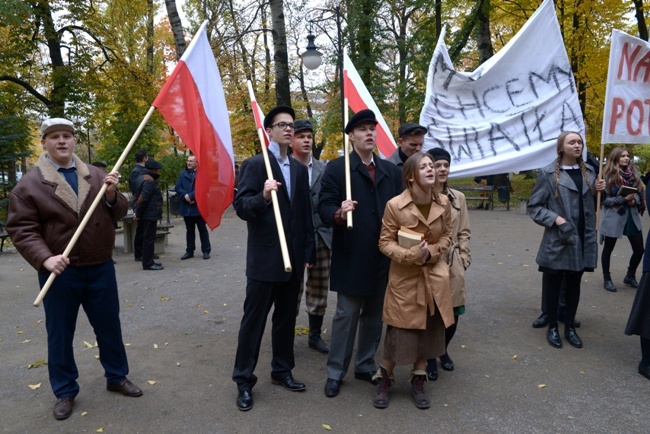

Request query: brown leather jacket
[{"left": 7, "top": 153, "right": 127, "bottom": 272}]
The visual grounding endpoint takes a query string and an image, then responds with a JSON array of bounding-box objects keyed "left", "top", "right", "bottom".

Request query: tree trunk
[
  {"left": 261, "top": 5, "right": 271, "bottom": 95},
  {"left": 146, "top": 0, "right": 154, "bottom": 74},
  {"left": 435, "top": 0, "right": 442, "bottom": 38},
  {"left": 475, "top": 0, "right": 493, "bottom": 64},
  {"left": 33, "top": 0, "right": 65, "bottom": 117},
  {"left": 269, "top": 0, "right": 291, "bottom": 106},
  {"left": 165, "top": 0, "right": 187, "bottom": 59},
  {"left": 633, "top": 0, "right": 648, "bottom": 41}
]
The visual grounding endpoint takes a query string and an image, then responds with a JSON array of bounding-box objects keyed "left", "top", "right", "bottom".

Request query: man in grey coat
[{"left": 385, "top": 122, "right": 426, "bottom": 168}]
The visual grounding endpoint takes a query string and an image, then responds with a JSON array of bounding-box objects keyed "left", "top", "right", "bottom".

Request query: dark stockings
[
  {"left": 543, "top": 271, "right": 583, "bottom": 324},
  {"left": 602, "top": 234, "right": 644, "bottom": 279}
]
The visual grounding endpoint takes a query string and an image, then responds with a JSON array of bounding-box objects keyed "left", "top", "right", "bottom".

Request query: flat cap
[
  {"left": 145, "top": 159, "right": 163, "bottom": 170},
  {"left": 264, "top": 105, "right": 295, "bottom": 129},
  {"left": 40, "top": 118, "right": 75, "bottom": 138},
  {"left": 345, "top": 109, "right": 377, "bottom": 134},
  {"left": 398, "top": 122, "right": 427, "bottom": 138},
  {"left": 293, "top": 119, "right": 313, "bottom": 133},
  {"left": 427, "top": 147, "right": 451, "bottom": 163},
  {"left": 91, "top": 161, "right": 107, "bottom": 168}
]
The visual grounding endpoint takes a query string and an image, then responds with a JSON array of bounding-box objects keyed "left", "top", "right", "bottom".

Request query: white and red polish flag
[
  {"left": 246, "top": 80, "right": 269, "bottom": 146},
  {"left": 343, "top": 51, "right": 397, "bottom": 159},
  {"left": 153, "top": 21, "right": 234, "bottom": 230}
]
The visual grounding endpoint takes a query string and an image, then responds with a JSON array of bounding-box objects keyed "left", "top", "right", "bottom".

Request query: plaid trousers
[{"left": 297, "top": 234, "right": 331, "bottom": 316}]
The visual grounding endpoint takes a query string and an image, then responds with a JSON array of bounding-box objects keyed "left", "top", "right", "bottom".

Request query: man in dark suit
[
  {"left": 290, "top": 119, "right": 333, "bottom": 354},
  {"left": 232, "top": 106, "right": 315, "bottom": 411},
  {"left": 319, "top": 109, "right": 403, "bottom": 398},
  {"left": 129, "top": 149, "right": 148, "bottom": 261}
]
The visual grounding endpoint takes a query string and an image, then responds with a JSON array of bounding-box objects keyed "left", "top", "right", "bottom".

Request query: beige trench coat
[
  {"left": 379, "top": 189, "right": 454, "bottom": 330},
  {"left": 444, "top": 188, "right": 472, "bottom": 308}
]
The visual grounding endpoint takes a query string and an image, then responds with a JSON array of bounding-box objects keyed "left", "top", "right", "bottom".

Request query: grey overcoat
[
  {"left": 598, "top": 172, "right": 643, "bottom": 238},
  {"left": 527, "top": 161, "right": 598, "bottom": 272}
]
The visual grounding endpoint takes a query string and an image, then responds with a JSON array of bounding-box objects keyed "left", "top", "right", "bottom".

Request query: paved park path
[{"left": 1, "top": 207, "right": 648, "bottom": 433}]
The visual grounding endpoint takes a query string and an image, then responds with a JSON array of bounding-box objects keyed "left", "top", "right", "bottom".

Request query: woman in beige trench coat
[{"left": 373, "top": 153, "right": 453, "bottom": 410}]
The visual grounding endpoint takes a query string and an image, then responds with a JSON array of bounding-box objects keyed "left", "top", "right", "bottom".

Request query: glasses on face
[{"left": 272, "top": 122, "right": 295, "bottom": 130}]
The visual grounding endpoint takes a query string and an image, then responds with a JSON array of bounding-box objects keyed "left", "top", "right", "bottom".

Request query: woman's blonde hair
[
  {"left": 402, "top": 152, "right": 441, "bottom": 204},
  {"left": 554, "top": 131, "right": 594, "bottom": 197}
]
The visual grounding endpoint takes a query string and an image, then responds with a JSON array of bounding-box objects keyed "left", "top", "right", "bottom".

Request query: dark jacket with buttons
[
  {"left": 136, "top": 170, "right": 163, "bottom": 221},
  {"left": 319, "top": 150, "right": 403, "bottom": 296}
]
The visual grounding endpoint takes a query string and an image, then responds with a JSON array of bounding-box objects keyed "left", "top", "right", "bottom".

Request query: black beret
[
  {"left": 398, "top": 122, "right": 427, "bottom": 138},
  {"left": 427, "top": 147, "right": 451, "bottom": 163},
  {"left": 345, "top": 109, "right": 377, "bottom": 134},
  {"left": 294, "top": 119, "right": 313, "bottom": 133},
  {"left": 264, "top": 105, "right": 295, "bottom": 129},
  {"left": 145, "top": 159, "right": 163, "bottom": 170},
  {"left": 91, "top": 161, "right": 107, "bottom": 168}
]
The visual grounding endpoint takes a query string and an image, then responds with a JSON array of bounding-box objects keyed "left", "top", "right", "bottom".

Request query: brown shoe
[
  {"left": 53, "top": 397, "right": 74, "bottom": 420},
  {"left": 372, "top": 365, "right": 391, "bottom": 409},
  {"left": 411, "top": 371, "right": 430, "bottom": 409},
  {"left": 107, "top": 379, "right": 143, "bottom": 397}
]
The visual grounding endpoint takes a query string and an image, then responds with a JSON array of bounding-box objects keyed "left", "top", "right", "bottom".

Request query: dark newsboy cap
[
  {"left": 293, "top": 119, "right": 313, "bottom": 133},
  {"left": 264, "top": 105, "right": 296, "bottom": 129},
  {"left": 345, "top": 109, "right": 377, "bottom": 134},
  {"left": 427, "top": 147, "right": 451, "bottom": 163},
  {"left": 91, "top": 161, "right": 107, "bottom": 168},
  {"left": 145, "top": 159, "right": 163, "bottom": 170},
  {"left": 398, "top": 122, "right": 427, "bottom": 138}
]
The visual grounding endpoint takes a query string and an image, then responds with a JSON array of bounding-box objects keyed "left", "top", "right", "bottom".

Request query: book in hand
[
  {"left": 397, "top": 226, "right": 425, "bottom": 248},
  {"left": 617, "top": 186, "right": 637, "bottom": 197}
]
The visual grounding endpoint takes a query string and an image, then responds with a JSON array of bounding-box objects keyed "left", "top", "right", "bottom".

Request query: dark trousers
[
  {"left": 541, "top": 278, "right": 567, "bottom": 315},
  {"left": 141, "top": 219, "right": 157, "bottom": 268},
  {"left": 542, "top": 271, "right": 583, "bottom": 324},
  {"left": 232, "top": 277, "right": 301, "bottom": 391},
  {"left": 39, "top": 260, "right": 129, "bottom": 398},
  {"left": 134, "top": 220, "right": 144, "bottom": 259},
  {"left": 183, "top": 215, "right": 211, "bottom": 254}
]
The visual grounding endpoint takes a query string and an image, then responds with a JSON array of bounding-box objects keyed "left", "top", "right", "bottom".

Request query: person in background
[
  {"left": 129, "top": 149, "right": 151, "bottom": 262},
  {"left": 136, "top": 159, "right": 164, "bottom": 271},
  {"left": 290, "top": 119, "right": 332, "bottom": 354},
  {"left": 599, "top": 147, "right": 645, "bottom": 292},
  {"left": 175, "top": 155, "right": 211, "bottom": 260},
  {"left": 426, "top": 148, "right": 471, "bottom": 381},
  {"left": 7, "top": 118, "right": 142, "bottom": 420},
  {"left": 385, "top": 123, "right": 427, "bottom": 169},
  {"left": 374, "top": 152, "right": 453, "bottom": 409},
  {"left": 527, "top": 131, "right": 605, "bottom": 349}
]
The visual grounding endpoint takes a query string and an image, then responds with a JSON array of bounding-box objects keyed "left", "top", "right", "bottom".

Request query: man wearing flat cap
[
  {"left": 136, "top": 159, "right": 164, "bottom": 270},
  {"left": 232, "top": 105, "right": 315, "bottom": 411},
  {"left": 318, "top": 109, "right": 403, "bottom": 398},
  {"left": 290, "top": 119, "right": 332, "bottom": 355},
  {"left": 7, "top": 118, "right": 142, "bottom": 420},
  {"left": 386, "top": 122, "right": 427, "bottom": 169}
]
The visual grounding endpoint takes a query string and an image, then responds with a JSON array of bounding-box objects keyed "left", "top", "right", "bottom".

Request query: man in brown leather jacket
[{"left": 7, "top": 118, "right": 143, "bottom": 421}]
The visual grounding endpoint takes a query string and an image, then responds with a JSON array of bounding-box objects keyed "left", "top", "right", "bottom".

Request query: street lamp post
[{"left": 300, "top": 6, "right": 345, "bottom": 130}]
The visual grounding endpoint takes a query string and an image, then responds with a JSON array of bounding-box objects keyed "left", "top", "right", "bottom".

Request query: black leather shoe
[
  {"left": 203, "top": 252, "right": 210, "bottom": 260},
  {"left": 426, "top": 359, "right": 438, "bottom": 381},
  {"left": 107, "top": 379, "right": 143, "bottom": 397},
  {"left": 624, "top": 275, "right": 639, "bottom": 288},
  {"left": 547, "top": 324, "right": 562, "bottom": 348},
  {"left": 557, "top": 315, "right": 581, "bottom": 328},
  {"left": 236, "top": 389, "right": 253, "bottom": 411},
  {"left": 604, "top": 279, "right": 617, "bottom": 292},
  {"left": 638, "top": 364, "right": 650, "bottom": 380},
  {"left": 271, "top": 374, "right": 306, "bottom": 391},
  {"left": 440, "top": 353, "right": 454, "bottom": 371},
  {"left": 181, "top": 252, "right": 193, "bottom": 260},
  {"left": 532, "top": 313, "right": 549, "bottom": 328},
  {"left": 354, "top": 371, "right": 378, "bottom": 385},
  {"left": 564, "top": 325, "right": 583, "bottom": 348},
  {"left": 324, "top": 379, "right": 341, "bottom": 397},
  {"left": 308, "top": 336, "right": 330, "bottom": 354},
  {"left": 53, "top": 397, "right": 74, "bottom": 420},
  {"left": 144, "top": 263, "right": 164, "bottom": 271}
]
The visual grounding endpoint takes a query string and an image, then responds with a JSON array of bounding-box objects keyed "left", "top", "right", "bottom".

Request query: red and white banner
[
  {"left": 246, "top": 81, "right": 269, "bottom": 147},
  {"left": 602, "top": 30, "right": 650, "bottom": 144},
  {"left": 153, "top": 21, "right": 235, "bottom": 230},
  {"left": 343, "top": 52, "right": 397, "bottom": 159}
]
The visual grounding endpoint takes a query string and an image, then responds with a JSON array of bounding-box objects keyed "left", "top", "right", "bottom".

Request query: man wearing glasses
[{"left": 232, "top": 105, "right": 315, "bottom": 411}]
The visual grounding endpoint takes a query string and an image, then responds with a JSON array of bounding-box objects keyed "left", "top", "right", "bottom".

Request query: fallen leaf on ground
[
  {"left": 176, "top": 362, "right": 181, "bottom": 367},
  {"left": 153, "top": 343, "right": 158, "bottom": 349},
  {"left": 203, "top": 310, "right": 209, "bottom": 314},
  {"left": 81, "top": 411, "right": 88, "bottom": 416},
  {"left": 17, "top": 331, "right": 24, "bottom": 334},
  {"left": 147, "top": 380, "right": 156, "bottom": 385},
  {"left": 579, "top": 371, "right": 585, "bottom": 374},
  {"left": 322, "top": 424, "right": 332, "bottom": 431},
  {"left": 513, "top": 354, "right": 517, "bottom": 359},
  {"left": 83, "top": 341, "right": 95, "bottom": 349},
  {"left": 95, "top": 355, "right": 100, "bottom": 360},
  {"left": 538, "top": 384, "right": 546, "bottom": 388},
  {"left": 160, "top": 296, "right": 171, "bottom": 302},
  {"left": 20, "top": 340, "right": 32, "bottom": 344},
  {"left": 97, "top": 428, "right": 104, "bottom": 433},
  {"left": 28, "top": 359, "right": 47, "bottom": 369},
  {"left": 28, "top": 383, "right": 41, "bottom": 389}
]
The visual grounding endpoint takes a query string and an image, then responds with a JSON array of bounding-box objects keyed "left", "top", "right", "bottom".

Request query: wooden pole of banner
[
  {"left": 34, "top": 106, "right": 157, "bottom": 307},
  {"left": 255, "top": 127, "right": 292, "bottom": 272},
  {"left": 343, "top": 97, "right": 353, "bottom": 229},
  {"left": 596, "top": 142, "right": 606, "bottom": 230}
]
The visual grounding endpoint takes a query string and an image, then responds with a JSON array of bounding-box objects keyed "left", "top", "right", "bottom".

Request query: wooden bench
[
  {"left": 451, "top": 185, "right": 495, "bottom": 210},
  {"left": 121, "top": 214, "right": 173, "bottom": 254},
  {"left": 0, "top": 221, "right": 9, "bottom": 253}
]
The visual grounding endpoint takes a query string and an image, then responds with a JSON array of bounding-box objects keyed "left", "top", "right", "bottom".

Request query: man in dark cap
[
  {"left": 290, "top": 119, "right": 332, "bottom": 355},
  {"left": 386, "top": 122, "right": 427, "bottom": 169},
  {"left": 91, "top": 161, "right": 108, "bottom": 172},
  {"left": 232, "top": 106, "right": 315, "bottom": 411},
  {"left": 7, "top": 118, "right": 142, "bottom": 420},
  {"left": 129, "top": 149, "right": 152, "bottom": 261},
  {"left": 136, "top": 159, "right": 164, "bottom": 270},
  {"left": 318, "top": 109, "right": 403, "bottom": 398}
]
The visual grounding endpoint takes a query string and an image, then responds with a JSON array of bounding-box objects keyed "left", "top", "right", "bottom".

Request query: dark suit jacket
[
  {"left": 319, "top": 150, "right": 403, "bottom": 296},
  {"left": 310, "top": 158, "right": 333, "bottom": 249},
  {"left": 234, "top": 153, "right": 315, "bottom": 282}
]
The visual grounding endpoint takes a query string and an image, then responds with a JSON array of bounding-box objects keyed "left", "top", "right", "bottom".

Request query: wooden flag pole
[
  {"left": 596, "top": 142, "right": 606, "bottom": 230},
  {"left": 343, "top": 97, "right": 353, "bottom": 229},
  {"left": 33, "top": 106, "right": 157, "bottom": 307},
  {"left": 255, "top": 127, "right": 292, "bottom": 272}
]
